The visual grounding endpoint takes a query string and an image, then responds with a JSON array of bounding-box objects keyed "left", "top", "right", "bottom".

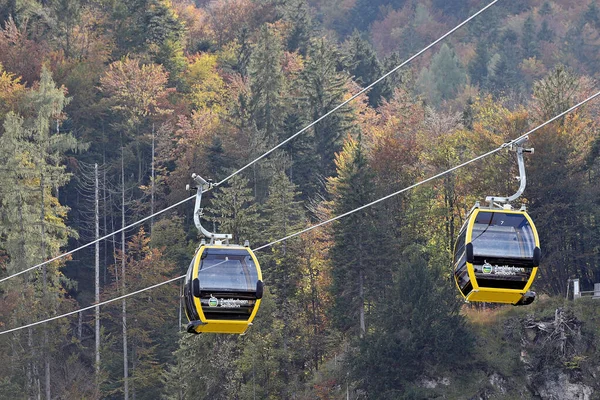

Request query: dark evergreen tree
[
  {"left": 538, "top": 1, "right": 552, "bottom": 16},
  {"left": 584, "top": 2, "right": 600, "bottom": 30},
  {"left": 298, "top": 38, "right": 354, "bottom": 180},
  {"left": 348, "top": 0, "right": 381, "bottom": 33},
  {"left": 537, "top": 19, "right": 554, "bottom": 43},
  {"left": 0, "top": 67, "right": 83, "bottom": 399},
  {"left": 248, "top": 25, "right": 284, "bottom": 146},
  {"left": 528, "top": 66, "right": 584, "bottom": 293},
  {"left": 144, "top": 0, "right": 187, "bottom": 88},
  {"left": 282, "top": 0, "right": 312, "bottom": 56},
  {"left": 343, "top": 30, "right": 387, "bottom": 107},
  {"left": 259, "top": 171, "right": 307, "bottom": 396},
  {"left": 348, "top": 245, "right": 472, "bottom": 397},
  {"left": 522, "top": 14, "right": 538, "bottom": 58},
  {"left": 468, "top": 40, "right": 489, "bottom": 88},
  {"left": 488, "top": 29, "right": 522, "bottom": 94},
  {"left": 328, "top": 136, "right": 378, "bottom": 337},
  {"left": 417, "top": 43, "right": 466, "bottom": 106},
  {"left": 432, "top": 0, "right": 468, "bottom": 19},
  {"left": 205, "top": 175, "right": 261, "bottom": 245}
]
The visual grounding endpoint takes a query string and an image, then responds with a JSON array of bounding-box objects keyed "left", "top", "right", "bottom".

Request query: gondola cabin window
[
  {"left": 199, "top": 249, "right": 259, "bottom": 292},
  {"left": 471, "top": 212, "right": 536, "bottom": 259}
]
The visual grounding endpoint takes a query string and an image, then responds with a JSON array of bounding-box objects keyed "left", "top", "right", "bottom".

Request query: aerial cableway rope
[
  {"left": 1, "top": 89, "right": 598, "bottom": 337},
  {"left": 0, "top": 0, "right": 499, "bottom": 285}
]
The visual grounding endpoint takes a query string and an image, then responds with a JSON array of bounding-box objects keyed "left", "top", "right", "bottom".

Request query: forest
[{"left": 0, "top": 0, "right": 599, "bottom": 398}]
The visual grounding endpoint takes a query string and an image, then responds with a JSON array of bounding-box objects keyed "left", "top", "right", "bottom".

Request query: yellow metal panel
[
  {"left": 466, "top": 288, "right": 524, "bottom": 304},
  {"left": 190, "top": 320, "right": 252, "bottom": 334}
]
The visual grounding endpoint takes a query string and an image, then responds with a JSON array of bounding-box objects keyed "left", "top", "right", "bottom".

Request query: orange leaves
[
  {"left": 100, "top": 57, "right": 171, "bottom": 121},
  {"left": 367, "top": 89, "right": 424, "bottom": 187},
  {"left": 0, "top": 18, "right": 47, "bottom": 85}
]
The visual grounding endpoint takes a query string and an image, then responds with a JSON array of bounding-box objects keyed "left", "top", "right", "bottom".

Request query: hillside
[{"left": 0, "top": 0, "right": 599, "bottom": 398}]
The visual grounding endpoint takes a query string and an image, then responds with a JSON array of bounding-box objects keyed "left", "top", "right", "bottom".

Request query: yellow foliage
[
  {"left": 185, "top": 53, "right": 227, "bottom": 113},
  {"left": 0, "top": 64, "right": 25, "bottom": 117}
]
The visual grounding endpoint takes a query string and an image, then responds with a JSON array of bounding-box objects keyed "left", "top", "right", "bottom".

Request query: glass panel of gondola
[
  {"left": 471, "top": 211, "right": 535, "bottom": 289},
  {"left": 471, "top": 212, "right": 535, "bottom": 262},
  {"left": 453, "top": 229, "right": 470, "bottom": 295},
  {"left": 184, "top": 255, "right": 200, "bottom": 321}
]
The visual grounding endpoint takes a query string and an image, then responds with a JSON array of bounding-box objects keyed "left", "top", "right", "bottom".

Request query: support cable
[{"left": 1, "top": 89, "right": 597, "bottom": 337}]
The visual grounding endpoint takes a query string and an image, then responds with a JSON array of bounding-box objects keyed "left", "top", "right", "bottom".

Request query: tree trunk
[
  {"left": 95, "top": 163, "right": 101, "bottom": 381},
  {"left": 39, "top": 173, "right": 51, "bottom": 400},
  {"left": 122, "top": 151, "right": 129, "bottom": 400},
  {"left": 151, "top": 124, "right": 155, "bottom": 236}
]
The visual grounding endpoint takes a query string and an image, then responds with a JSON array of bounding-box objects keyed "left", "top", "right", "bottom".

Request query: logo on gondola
[
  {"left": 208, "top": 295, "right": 218, "bottom": 307},
  {"left": 482, "top": 262, "right": 493, "bottom": 274}
]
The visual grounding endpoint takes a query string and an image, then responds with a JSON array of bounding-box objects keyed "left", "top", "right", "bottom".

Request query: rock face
[
  {"left": 426, "top": 306, "right": 600, "bottom": 399},
  {"left": 534, "top": 372, "right": 593, "bottom": 400},
  {"left": 520, "top": 308, "right": 596, "bottom": 399}
]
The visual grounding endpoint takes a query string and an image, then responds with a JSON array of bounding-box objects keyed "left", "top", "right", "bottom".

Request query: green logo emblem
[
  {"left": 208, "top": 296, "right": 218, "bottom": 307},
  {"left": 482, "top": 264, "right": 492, "bottom": 274}
]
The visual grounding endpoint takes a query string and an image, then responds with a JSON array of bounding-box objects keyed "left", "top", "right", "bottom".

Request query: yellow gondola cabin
[
  {"left": 453, "top": 205, "right": 540, "bottom": 305},
  {"left": 184, "top": 243, "right": 263, "bottom": 334}
]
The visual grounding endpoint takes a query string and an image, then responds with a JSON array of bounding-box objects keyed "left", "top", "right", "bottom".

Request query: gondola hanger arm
[
  {"left": 191, "top": 173, "right": 232, "bottom": 243},
  {"left": 485, "top": 136, "right": 534, "bottom": 207}
]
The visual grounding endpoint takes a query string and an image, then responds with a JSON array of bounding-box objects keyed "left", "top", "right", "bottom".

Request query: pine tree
[
  {"left": 205, "top": 175, "right": 261, "bottom": 245},
  {"left": 343, "top": 30, "right": 387, "bottom": 107},
  {"left": 145, "top": 0, "right": 186, "bottom": 87},
  {"left": 282, "top": 0, "right": 312, "bottom": 56},
  {"left": 327, "top": 136, "right": 378, "bottom": 337},
  {"left": 522, "top": 14, "right": 539, "bottom": 58},
  {"left": 0, "top": 67, "right": 82, "bottom": 398},
  {"left": 103, "top": 228, "right": 178, "bottom": 398},
  {"left": 298, "top": 38, "right": 354, "bottom": 180},
  {"left": 468, "top": 40, "right": 489, "bottom": 88},
  {"left": 417, "top": 43, "right": 466, "bottom": 106},
  {"left": 538, "top": 1, "right": 552, "bottom": 16},
  {"left": 537, "top": 19, "right": 554, "bottom": 43},
  {"left": 248, "top": 25, "right": 285, "bottom": 146},
  {"left": 349, "top": 245, "right": 472, "bottom": 397},
  {"left": 488, "top": 30, "right": 522, "bottom": 94}
]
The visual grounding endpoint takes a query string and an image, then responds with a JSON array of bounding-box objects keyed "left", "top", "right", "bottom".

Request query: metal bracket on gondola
[
  {"left": 191, "top": 173, "right": 232, "bottom": 244},
  {"left": 485, "top": 137, "right": 534, "bottom": 208}
]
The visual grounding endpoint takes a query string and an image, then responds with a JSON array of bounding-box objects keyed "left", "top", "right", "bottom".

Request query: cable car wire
[
  {"left": 0, "top": 0, "right": 499, "bottom": 286},
  {"left": 1, "top": 89, "right": 598, "bottom": 337}
]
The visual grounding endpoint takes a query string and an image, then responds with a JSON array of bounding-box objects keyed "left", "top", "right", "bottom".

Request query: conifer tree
[
  {"left": 248, "top": 25, "right": 285, "bottom": 146},
  {"left": 417, "top": 43, "right": 466, "bottom": 106},
  {"left": 469, "top": 40, "right": 490, "bottom": 89},
  {"left": 537, "top": 19, "right": 554, "bottom": 43},
  {"left": 327, "top": 136, "right": 378, "bottom": 337},
  {"left": 0, "top": 67, "right": 81, "bottom": 398},
  {"left": 282, "top": 0, "right": 312, "bottom": 56},
  {"left": 144, "top": 0, "right": 186, "bottom": 87},
  {"left": 522, "top": 14, "right": 539, "bottom": 58},
  {"left": 299, "top": 38, "right": 354, "bottom": 180},
  {"left": 349, "top": 245, "right": 471, "bottom": 397},
  {"left": 343, "top": 30, "right": 387, "bottom": 107},
  {"left": 205, "top": 175, "right": 261, "bottom": 245}
]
